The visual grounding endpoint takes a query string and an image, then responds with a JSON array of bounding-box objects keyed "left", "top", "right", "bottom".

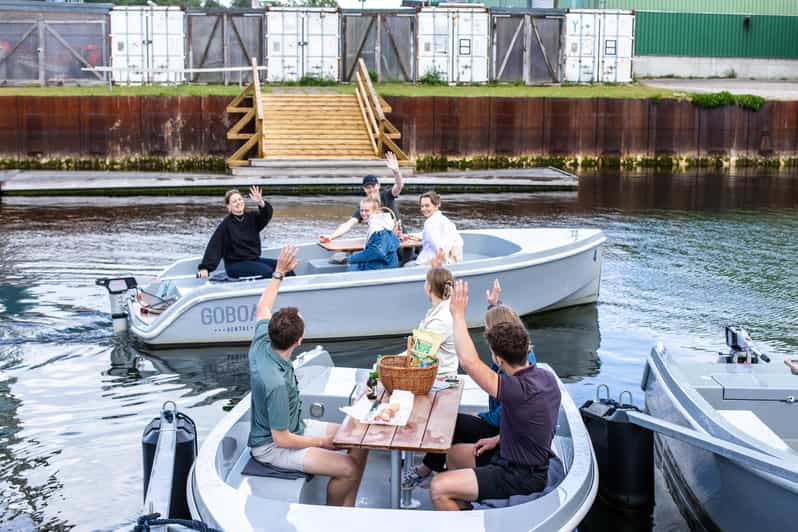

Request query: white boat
[
  {"left": 641, "top": 332, "right": 798, "bottom": 531},
  {"left": 187, "top": 347, "right": 598, "bottom": 531},
  {"left": 100, "top": 228, "right": 605, "bottom": 347}
]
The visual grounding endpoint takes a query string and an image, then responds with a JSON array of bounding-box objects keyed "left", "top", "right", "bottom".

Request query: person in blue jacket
[
  {"left": 402, "top": 279, "right": 537, "bottom": 489},
  {"left": 347, "top": 197, "right": 400, "bottom": 272}
]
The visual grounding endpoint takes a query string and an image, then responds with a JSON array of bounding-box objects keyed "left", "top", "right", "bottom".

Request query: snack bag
[{"left": 409, "top": 329, "right": 443, "bottom": 367}]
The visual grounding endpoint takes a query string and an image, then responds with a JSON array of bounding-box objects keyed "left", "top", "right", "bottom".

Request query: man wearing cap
[{"left": 319, "top": 152, "right": 405, "bottom": 244}]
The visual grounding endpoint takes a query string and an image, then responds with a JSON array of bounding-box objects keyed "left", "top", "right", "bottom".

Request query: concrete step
[
  {"left": 230, "top": 160, "right": 412, "bottom": 178},
  {"left": 248, "top": 159, "right": 390, "bottom": 168}
]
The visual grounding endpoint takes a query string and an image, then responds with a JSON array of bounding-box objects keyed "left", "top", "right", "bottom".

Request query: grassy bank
[{"left": 0, "top": 82, "right": 679, "bottom": 99}]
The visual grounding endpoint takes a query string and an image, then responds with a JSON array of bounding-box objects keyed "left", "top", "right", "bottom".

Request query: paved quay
[
  {"left": 642, "top": 79, "right": 798, "bottom": 100},
  {"left": 0, "top": 168, "right": 577, "bottom": 196}
]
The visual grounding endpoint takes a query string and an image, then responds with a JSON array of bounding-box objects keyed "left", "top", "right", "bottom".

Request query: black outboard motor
[
  {"left": 721, "top": 325, "right": 770, "bottom": 364},
  {"left": 96, "top": 277, "right": 137, "bottom": 334},
  {"left": 142, "top": 401, "right": 197, "bottom": 519},
  {"left": 580, "top": 385, "right": 653, "bottom": 508}
]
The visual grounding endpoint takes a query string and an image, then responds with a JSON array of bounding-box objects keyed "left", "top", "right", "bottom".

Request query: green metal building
[
  {"left": 635, "top": 12, "right": 798, "bottom": 59},
  {"left": 555, "top": 0, "right": 798, "bottom": 15}
]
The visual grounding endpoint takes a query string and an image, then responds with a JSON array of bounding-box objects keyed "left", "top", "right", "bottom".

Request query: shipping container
[
  {"left": 110, "top": 6, "right": 184, "bottom": 85},
  {"left": 341, "top": 9, "right": 416, "bottom": 82},
  {"left": 562, "top": 9, "right": 634, "bottom": 83},
  {"left": 635, "top": 12, "right": 798, "bottom": 59},
  {"left": 266, "top": 8, "right": 339, "bottom": 82},
  {"left": 555, "top": 0, "right": 798, "bottom": 16},
  {"left": 455, "top": 0, "right": 556, "bottom": 7},
  {"left": 417, "top": 5, "right": 490, "bottom": 83}
]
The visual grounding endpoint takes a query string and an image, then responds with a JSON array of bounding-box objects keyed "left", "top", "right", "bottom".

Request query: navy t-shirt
[
  {"left": 497, "top": 365, "right": 561, "bottom": 467},
  {"left": 353, "top": 186, "right": 401, "bottom": 229}
]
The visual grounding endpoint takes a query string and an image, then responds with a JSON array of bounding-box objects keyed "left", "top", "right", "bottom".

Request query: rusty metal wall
[
  {"left": 384, "top": 96, "right": 798, "bottom": 157},
  {"left": 186, "top": 9, "right": 265, "bottom": 84},
  {"left": 342, "top": 10, "right": 416, "bottom": 82},
  {"left": 1, "top": 96, "right": 796, "bottom": 159},
  {"left": 0, "top": 96, "right": 236, "bottom": 158}
]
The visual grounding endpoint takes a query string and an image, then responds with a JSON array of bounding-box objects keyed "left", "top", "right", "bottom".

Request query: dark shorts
[
  {"left": 474, "top": 453, "right": 549, "bottom": 501},
  {"left": 423, "top": 413, "right": 499, "bottom": 471}
]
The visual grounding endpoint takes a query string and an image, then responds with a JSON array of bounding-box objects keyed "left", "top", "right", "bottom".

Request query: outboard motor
[
  {"left": 96, "top": 277, "right": 137, "bottom": 334},
  {"left": 580, "top": 386, "right": 654, "bottom": 508},
  {"left": 142, "top": 401, "right": 197, "bottom": 520},
  {"left": 721, "top": 325, "right": 770, "bottom": 364}
]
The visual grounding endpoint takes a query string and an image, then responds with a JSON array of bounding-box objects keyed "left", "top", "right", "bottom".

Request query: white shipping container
[
  {"left": 417, "top": 6, "right": 489, "bottom": 83},
  {"left": 110, "top": 7, "right": 185, "bottom": 85},
  {"left": 562, "top": 10, "right": 634, "bottom": 84},
  {"left": 266, "top": 8, "right": 339, "bottom": 82}
]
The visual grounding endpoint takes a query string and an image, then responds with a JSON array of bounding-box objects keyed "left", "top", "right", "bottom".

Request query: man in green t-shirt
[{"left": 248, "top": 245, "right": 368, "bottom": 507}]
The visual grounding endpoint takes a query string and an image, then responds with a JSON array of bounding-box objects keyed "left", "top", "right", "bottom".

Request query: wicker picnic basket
[{"left": 379, "top": 337, "right": 438, "bottom": 395}]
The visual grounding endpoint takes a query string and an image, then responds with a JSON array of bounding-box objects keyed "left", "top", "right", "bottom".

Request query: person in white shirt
[
  {"left": 409, "top": 191, "right": 464, "bottom": 266},
  {"left": 409, "top": 266, "right": 458, "bottom": 378}
]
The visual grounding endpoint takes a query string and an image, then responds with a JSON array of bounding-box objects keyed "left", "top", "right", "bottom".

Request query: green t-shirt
[{"left": 247, "top": 319, "right": 305, "bottom": 448}]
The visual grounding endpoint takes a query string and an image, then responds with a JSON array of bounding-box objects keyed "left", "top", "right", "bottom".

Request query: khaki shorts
[{"left": 250, "top": 419, "right": 330, "bottom": 472}]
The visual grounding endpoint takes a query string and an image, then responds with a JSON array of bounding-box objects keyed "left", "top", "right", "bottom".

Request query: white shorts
[{"left": 250, "top": 419, "right": 330, "bottom": 472}]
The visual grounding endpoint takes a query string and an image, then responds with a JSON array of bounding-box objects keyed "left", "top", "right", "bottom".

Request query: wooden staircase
[
  {"left": 226, "top": 59, "right": 408, "bottom": 170},
  {"left": 260, "top": 94, "right": 375, "bottom": 159}
]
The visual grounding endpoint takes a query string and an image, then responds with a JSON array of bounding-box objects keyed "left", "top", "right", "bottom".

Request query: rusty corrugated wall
[
  {"left": 0, "top": 96, "right": 796, "bottom": 159},
  {"left": 0, "top": 96, "right": 236, "bottom": 157}
]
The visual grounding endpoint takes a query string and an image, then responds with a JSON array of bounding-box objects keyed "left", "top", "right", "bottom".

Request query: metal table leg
[{"left": 390, "top": 449, "right": 401, "bottom": 509}]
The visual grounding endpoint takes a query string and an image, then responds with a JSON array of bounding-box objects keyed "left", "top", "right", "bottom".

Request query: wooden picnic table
[
  {"left": 333, "top": 380, "right": 464, "bottom": 509},
  {"left": 318, "top": 237, "right": 420, "bottom": 253}
]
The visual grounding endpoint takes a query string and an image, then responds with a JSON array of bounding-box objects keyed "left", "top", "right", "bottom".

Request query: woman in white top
[
  {"left": 409, "top": 266, "right": 458, "bottom": 378},
  {"left": 411, "top": 191, "right": 464, "bottom": 266}
]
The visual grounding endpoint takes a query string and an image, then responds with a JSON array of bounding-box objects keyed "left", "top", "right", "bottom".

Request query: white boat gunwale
[
  {"left": 129, "top": 229, "right": 605, "bottom": 342},
  {"left": 188, "top": 356, "right": 599, "bottom": 531}
]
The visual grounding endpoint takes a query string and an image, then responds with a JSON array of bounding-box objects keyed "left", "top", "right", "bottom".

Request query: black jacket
[{"left": 198, "top": 203, "right": 273, "bottom": 272}]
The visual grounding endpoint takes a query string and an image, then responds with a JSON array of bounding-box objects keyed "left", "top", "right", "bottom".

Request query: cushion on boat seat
[
  {"left": 209, "top": 271, "right": 265, "bottom": 283},
  {"left": 470, "top": 456, "right": 565, "bottom": 509},
  {"left": 241, "top": 457, "right": 313, "bottom": 480}
]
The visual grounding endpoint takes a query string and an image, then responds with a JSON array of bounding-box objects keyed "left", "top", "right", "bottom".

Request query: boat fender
[
  {"left": 133, "top": 512, "right": 221, "bottom": 532},
  {"left": 580, "top": 385, "right": 654, "bottom": 509},
  {"left": 142, "top": 401, "right": 198, "bottom": 520}
]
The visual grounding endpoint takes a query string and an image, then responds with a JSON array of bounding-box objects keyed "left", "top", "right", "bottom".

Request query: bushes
[
  {"left": 419, "top": 69, "right": 447, "bottom": 86},
  {"left": 690, "top": 91, "right": 765, "bottom": 111}
]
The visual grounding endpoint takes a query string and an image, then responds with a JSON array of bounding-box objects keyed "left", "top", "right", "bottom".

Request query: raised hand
[
  {"left": 249, "top": 185, "right": 265, "bottom": 207},
  {"left": 276, "top": 244, "right": 299, "bottom": 275},
  {"left": 385, "top": 151, "right": 399, "bottom": 173},
  {"left": 450, "top": 279, "right": 469, "bottom": 321},
  {"left": 319, "top": 234, "right": 331, "bottom": 244},
  {"left": 486, "top": 278, "right": 501, "bottom": 306}
]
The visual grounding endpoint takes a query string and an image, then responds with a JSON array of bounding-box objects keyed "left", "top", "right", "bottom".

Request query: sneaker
[{"left": 401, "top": 467, "right": 431, "bottom": 490}]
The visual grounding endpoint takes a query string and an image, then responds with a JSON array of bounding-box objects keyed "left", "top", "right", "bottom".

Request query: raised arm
[
  {"left": 255, "top": 245, "right": 299, "bottom": 321},
  {"left": 320, "top": 217, "right": 358, "bottom": 243},
  {"left": 450, "top": 280, "right": 499, "bottom": 397},
  {"left": 386, "top": 152, "right": 404, "bottom": 197},
  {"left": 249, "top": 186, "right": 273, "bottom": 230}
]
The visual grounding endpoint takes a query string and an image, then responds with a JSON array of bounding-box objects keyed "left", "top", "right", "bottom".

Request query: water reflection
[{"left": 1, "top": 173, "right": 797, "bottom": 530}]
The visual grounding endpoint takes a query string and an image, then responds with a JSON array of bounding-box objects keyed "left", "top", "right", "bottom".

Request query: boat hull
[
  {"left": 642, "top": 348, "right": 798, "bottom": 532},
  {"left": 187, "top": 352, "right": 598, "bottom": 531},
  {"left": 128, "top": 228, "right": 605, "bottom": 347}
]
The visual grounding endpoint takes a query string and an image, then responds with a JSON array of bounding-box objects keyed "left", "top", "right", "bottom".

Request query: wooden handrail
[
  {"left": 358, "top": 59, "right": 385, "bottom": 122},
  {"left": 353, "top": 58, "right": 408, "bottom": 161},
  {"left": 251, "top": 57, "right": 264, "bottom": 122},
  {"left": 225, "top": 58, "right": 264, "bottom": 165}
]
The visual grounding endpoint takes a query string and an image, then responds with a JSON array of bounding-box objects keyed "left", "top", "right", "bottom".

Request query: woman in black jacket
[{"left": 197, "top": 187, "right": 279, "bottom": 279}]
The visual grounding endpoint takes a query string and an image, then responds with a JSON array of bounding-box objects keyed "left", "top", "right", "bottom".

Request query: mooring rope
[{"left": 134, "top": 512, "right": 221, "bottom": 532}]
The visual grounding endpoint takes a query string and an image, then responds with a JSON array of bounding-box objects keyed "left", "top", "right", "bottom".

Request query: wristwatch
[{"left": 272, "top": 271, "right": 284, "bottom": 280}]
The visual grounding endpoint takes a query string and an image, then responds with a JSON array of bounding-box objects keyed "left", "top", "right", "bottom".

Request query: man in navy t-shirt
[
  {"left": 318, "top": 152, "right": 405, "bottom": 243},
  {"left": 429, "top": 280, "right": 561, "bottom": 510}
]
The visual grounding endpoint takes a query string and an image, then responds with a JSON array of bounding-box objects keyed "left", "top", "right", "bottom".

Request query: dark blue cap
[{"left": 362, "top": 175, "right": 379, "bottom": 186}]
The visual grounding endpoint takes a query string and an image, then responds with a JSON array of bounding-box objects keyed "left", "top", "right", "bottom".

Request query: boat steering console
[{"left": 719, "top": 325, "right": 770, "bottom": 364}]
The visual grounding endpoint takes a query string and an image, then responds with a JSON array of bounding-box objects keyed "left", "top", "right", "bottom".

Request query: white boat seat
[
  {"left": 307, "top": 258, "right": 348, "bottom": 275},
  {"left": 209, "top": 271, "right": 265, "bottom": 283},
  {"left": 470, "top": 455, "right": 566, "bottom": 509},
  {"left": 718, "top": 410, "right": 791, "bottom": 452},
  {"left": 241, "top": 457, "right": 312, "bottom": 480}
]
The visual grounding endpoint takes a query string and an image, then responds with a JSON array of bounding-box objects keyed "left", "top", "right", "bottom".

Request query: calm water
[{"left": 1, "top": 174, "right": 797, "bottom": 530}]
